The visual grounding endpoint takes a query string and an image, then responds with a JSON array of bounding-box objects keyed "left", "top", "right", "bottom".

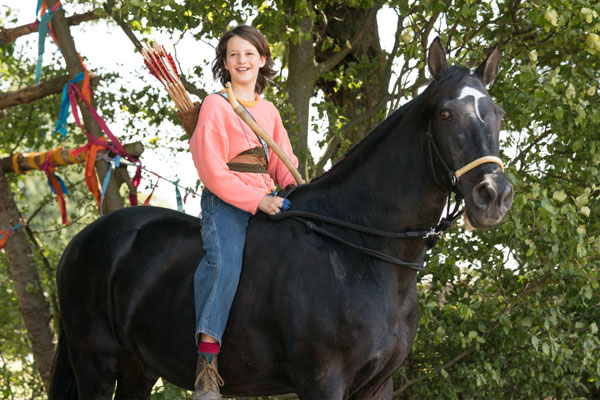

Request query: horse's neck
[{"left": 301, "top": 111, "right": 448, "bottom": 233}]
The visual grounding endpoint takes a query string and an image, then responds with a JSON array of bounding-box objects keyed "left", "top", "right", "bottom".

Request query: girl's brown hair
[{"left": 211, "top": 25, "right": 276, "bottom": 94}]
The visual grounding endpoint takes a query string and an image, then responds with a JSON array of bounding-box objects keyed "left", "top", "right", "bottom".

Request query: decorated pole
[
  {"left": 1, "top": 142, "right": 144, "bottom": 175},
  {"left": 225, "top": 82, "right": 305, "bottom": 185}
]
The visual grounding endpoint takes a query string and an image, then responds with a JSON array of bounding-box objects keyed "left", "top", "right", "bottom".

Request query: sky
[{"left": 2, "top": 1, "right": 398, "bottom": 217}]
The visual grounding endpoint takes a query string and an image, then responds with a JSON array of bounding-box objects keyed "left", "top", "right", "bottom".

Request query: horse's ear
[
  {"left": 428, "top": 37, "right": 447, "bottom": 80},
  {"left": 475, "top": 44, "right": 501, "bottom": 86}
]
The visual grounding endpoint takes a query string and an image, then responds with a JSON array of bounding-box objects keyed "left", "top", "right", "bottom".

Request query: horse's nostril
[
  {"left": 500, "top": 184, "right": 514, "bottom": 211},
  {"left": 472, "top": 181, "right": 497, "bottom": 209}
]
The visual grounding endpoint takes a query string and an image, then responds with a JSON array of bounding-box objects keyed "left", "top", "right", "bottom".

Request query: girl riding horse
[{"left": 189, "top": 25, "right": 298, "bottom": 399}]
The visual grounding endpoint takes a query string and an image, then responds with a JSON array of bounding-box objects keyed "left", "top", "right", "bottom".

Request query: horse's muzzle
[{"left": 465, "top": 171, "right": 514, "bottom": 229}]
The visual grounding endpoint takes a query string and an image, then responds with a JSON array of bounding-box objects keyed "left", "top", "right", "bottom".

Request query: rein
[
  {"left": 269, "top": 119, "right": 503, "bottom": 271},
  {"left": 270, "top": 205, "right": 463, "bottom": 272}
]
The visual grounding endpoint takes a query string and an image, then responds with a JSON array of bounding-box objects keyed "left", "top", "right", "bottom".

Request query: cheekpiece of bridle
[
  {"left": 423, "top": 118, "right": 505, "bottom": 252},
  {"left": 270, "top": 119, "right": 505, "bottom": 272},
  {"left": 425, "top": 120, "right": 504, "bottom": 192}
]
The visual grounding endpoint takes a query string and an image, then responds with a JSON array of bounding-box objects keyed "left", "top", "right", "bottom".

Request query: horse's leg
[
  {"left": 66, "top": 345, "right": 119, "bottom": 399},
  {"left": 348, "top": 376, "right": 394, "bottom": 400},
  {"left": 369, "top": 377, "right": 394, "bottom": 400},
  {"left": 114, "top": 352, "right": 158, "bottom": 400}
]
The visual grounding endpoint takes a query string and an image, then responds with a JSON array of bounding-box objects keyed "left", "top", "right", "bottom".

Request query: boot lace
[{"left": 195, "top": 360, "right": 225, "bottom": 391}]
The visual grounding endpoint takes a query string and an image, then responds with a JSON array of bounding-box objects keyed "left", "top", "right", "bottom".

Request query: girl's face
[{"left": 224, "top": 35, "right": 266, "bottom": 91}]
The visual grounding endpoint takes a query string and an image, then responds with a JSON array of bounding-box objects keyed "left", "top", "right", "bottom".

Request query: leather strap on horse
[
  {"left": 227, "top": 147, "right": 268, "bottom": 173},
  {"left": 455, "top": 156, "right": 504, "bottom": 179},
  {"left": 269, "top": 192, "right": 465, "bottom": 272}
]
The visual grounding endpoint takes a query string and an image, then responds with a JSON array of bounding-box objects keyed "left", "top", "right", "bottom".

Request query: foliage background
[{"left": 0, "top": 0, "right": 599, "bottom": 398}]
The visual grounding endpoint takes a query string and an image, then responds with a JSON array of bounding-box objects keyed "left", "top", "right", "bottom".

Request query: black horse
[{"left": 50, "top": 38, "right": 513, "bottom": 399}]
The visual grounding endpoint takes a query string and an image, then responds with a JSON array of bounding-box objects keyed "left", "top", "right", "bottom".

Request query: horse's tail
[{"left": 49, "top": 319, "right": 78, "bottom": 400}]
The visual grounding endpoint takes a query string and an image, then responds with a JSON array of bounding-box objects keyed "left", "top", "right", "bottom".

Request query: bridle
[
  {"left": 270, "top": 117, "right": 505, "bottom": 272},
  {"left": 425, "top": 120, "right": 504, "bottom": 190}
]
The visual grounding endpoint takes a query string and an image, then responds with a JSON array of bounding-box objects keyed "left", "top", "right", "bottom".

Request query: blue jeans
[{"left": 194, "top": 189, "right": 251, "bottom": 345}]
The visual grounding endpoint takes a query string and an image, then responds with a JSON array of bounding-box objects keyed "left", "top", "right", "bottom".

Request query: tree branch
[
  {"left": 103, "top": 0, "right": 144, "bottom": 53},
  {"left": 0, "top": 74, "right": 100, "bottom": 110},
  {"left": 1, "top": 142, "right": 144, "bottom": 175},
  {"left": 103, "top": 0, "right": 207, "bottom": 99},
  {"left": 317, "top": 1, "right": 382, "bottom": 75},
  {"left": 0, "top": 11, "right": 99, "bottom": 45}
]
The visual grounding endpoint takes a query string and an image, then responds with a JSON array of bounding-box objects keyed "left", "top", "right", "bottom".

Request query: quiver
[{"left": 176, "top": 101, "right": 202, "bottom": 138}]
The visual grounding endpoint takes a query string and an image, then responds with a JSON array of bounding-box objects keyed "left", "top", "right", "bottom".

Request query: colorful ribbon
[
  {"left": 34, "top": 0, "right": 62, "bottom": 84},
  {"left": 35, "top": 8, "right": 53, "bottom": 84},
  {"left": 67, "top": 83, "right": 140, "bottom": 213},
  {"left": 36, "top": 0, "right": 44, "bottom": 15},
  {"left": 100, "top": 155, "right": 121, "bottom": 215},
  {"left": 70, "top": 139, "right": 108, "bottom": 214},
  {"left": 173, "top": 179, "right": 183, "bottom": 212},
  {"left": 55, "top": 72, "right": 85, "bottom": 138},
  {"left": 39, "top": 149, "right": 69, "bottom": 225},
  {"left": 143, "top": 179, "right": 160, "bottom": 206},
  {"left": 129, "top": 164, "right": 142, "bottom": 206},
  {"left": 0, "top": 223, "right": 24, "bottom": 251}
]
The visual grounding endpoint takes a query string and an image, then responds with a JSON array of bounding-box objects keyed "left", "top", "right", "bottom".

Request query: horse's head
[{"left": 425, "top": 38, "right": 513, "bottom": 229}]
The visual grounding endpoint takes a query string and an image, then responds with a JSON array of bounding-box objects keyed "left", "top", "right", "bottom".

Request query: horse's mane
[{"left": 312, "top": 66, "right": 472, "bottom": 183}]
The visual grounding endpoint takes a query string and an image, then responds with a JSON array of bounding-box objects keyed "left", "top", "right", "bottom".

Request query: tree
[
  {"left": 0, "top": 0, "right": 142, "bottom": 392},
  {"left": 1, "top": 0, "right": 599, "bottom": 397}
]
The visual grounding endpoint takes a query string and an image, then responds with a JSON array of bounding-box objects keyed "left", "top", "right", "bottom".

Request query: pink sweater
[{"left": 190, "top": 93, "right": 299, "bottom": 214}]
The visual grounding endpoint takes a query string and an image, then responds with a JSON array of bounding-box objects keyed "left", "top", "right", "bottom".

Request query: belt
[{"left": 227, "top": 147, "right": 268, "bottom": 173}]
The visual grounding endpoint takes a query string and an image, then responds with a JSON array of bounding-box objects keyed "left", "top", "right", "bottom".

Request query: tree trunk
[
  {"left": 287, "top": 12, "right": 319, "bottom": 178},
  {"left": 314, "top": 4, "right": 385, "bottom": 164},
  {"left": 46, "top": 0, "right": 124, "bottom": 213},
  {"left": 0, "top": 167, "right": 55, "bottom": 386}
]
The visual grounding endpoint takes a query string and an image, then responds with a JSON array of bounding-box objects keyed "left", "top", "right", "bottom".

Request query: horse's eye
[{"left": 440, "top": 111, "right": 452, "bottom": 120}]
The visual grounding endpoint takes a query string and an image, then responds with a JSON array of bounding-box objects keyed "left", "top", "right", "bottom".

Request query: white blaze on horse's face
[{"left": 457, "top": 85, "right": 487, "bottom": 123}]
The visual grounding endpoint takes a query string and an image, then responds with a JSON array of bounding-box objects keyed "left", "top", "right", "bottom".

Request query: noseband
[{"left": 425, "top": 121, "right": 504, "bottom": 190}]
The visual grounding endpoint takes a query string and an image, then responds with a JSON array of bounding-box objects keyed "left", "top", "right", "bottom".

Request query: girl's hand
[{"left": 258, "top": 195, "right": 285, "bottom": 215}]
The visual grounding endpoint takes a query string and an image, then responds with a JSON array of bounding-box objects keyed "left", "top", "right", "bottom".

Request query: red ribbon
[
  {"left": 143, "top": 179, "right": 160, "bottom": 206},
  {"left": 71, "top": 139, "right": 108, "bottom": 213},
  {"left": 67, "top": 83, "right": 141, "bottom": 212},
  {"left": 39, "top": 149, "right": 69, "bottom": 225}
]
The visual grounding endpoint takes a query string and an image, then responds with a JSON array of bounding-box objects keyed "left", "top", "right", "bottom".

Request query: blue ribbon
[
  {"left": 174, "top": 179, "right": 183, "bottom": 212},
  {"left": 47, "top": 172, "right": 69, "bottom": 195},
  {"left": 54, "top": 72, "right": 84, "bottom": 138},
  {"left": 36, "top": 0, "right": 44, "bottom": 15},
  {"left": 99, "top": 156, "right": 121, "bottom": 216},
  {"left": 35, "top": 9, "right": 54, "bottom": 85},
  {"left": 0, "top": 224, "right": 23, "bottom": 241}
]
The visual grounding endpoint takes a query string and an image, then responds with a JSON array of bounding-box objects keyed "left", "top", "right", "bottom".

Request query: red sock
[{"left": 198, "top": 341, "right": 220, "bottom": 355}]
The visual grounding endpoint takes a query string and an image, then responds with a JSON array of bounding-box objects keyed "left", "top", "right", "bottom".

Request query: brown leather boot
[{"left": 193, "top": 354, "right": 224, "bottom": 400}]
